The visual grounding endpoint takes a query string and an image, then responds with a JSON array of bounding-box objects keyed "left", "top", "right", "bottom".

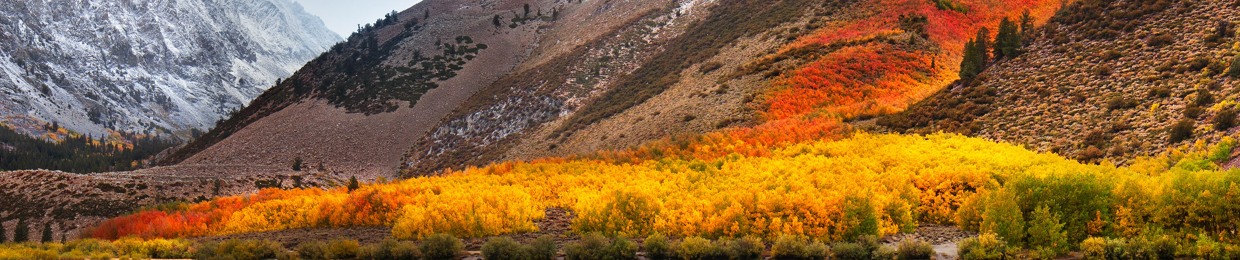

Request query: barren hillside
[{"left": 162, "top": 0, "right": 680, "bottom": 179}]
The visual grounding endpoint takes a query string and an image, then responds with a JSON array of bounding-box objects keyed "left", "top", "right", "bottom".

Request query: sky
[{"left": 293, "top": 0, "right": 422, "bottom": 37}]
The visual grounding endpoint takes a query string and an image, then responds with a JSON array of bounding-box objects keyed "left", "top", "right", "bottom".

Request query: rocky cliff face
[{"left": 0, "top": 0, "right": 339, "bottom": 138}]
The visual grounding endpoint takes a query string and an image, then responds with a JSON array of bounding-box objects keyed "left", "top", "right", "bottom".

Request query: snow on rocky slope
[{"left": 0, "top": 0, "right": 340, "bottom": 138}]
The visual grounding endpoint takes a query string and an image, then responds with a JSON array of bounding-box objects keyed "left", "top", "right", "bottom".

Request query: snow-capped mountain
[{"left": 0, "top": 0, "right": 340, "bottom": 138}]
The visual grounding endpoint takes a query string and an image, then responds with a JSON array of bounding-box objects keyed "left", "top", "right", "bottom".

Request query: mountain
[
  {"left": 882, "top": 0, "right": 1240, "bottom": 164},
  {"left": 73, "top": 0, "right": 1240, "bottom": 255},
  {"left": 160, "top": 0, "right": 874, "bottom": 178},
  {"left": 0, "top": 0, "right": 340, "bottom": 139},
  {"left": 24, "top": 0, "right": 1240, "bottom": 247}
]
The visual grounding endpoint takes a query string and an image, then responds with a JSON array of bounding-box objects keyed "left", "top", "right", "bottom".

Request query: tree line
[
  {"left": 0, "top": 124, "right": 177, "bottom": 173},
  {"left": 960, "top": 12, "right": 1034, "bottom": 81}
]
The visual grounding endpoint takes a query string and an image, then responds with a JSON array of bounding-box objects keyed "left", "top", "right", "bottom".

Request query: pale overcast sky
[{"left": 293, "top": 0, "right": 422, "bottom": 37}]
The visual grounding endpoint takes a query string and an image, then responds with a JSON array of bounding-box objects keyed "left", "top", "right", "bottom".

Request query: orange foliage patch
[
  {"left": 768, "top": 0, "right": 1065, "bottom": 121},
  {"left": 767, "top": 44, "right": 937, "bottom": 120}
]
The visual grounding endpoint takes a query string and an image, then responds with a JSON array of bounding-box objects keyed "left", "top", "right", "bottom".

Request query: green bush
[
  {"left": 1215, "top": 107, "right": 1237, "bottom": 131},
  {"left": 1026, "top": 205, "right": 1068, "bottom": 255},
  {"left": 831, "top": 242, "right": 869, "bottom": 260},
  {"left": 723, "top": 236, "right": 763, "bottom": 260},
  {"left": 858, "top": 235, "right": 882, "bottom": 254},
  {"left": 980, "top": 189, "right": 1025, "bottom": 246},
  {"left": 420, "top": 234, "right": 465, "bottom": 260},
  {"left": 873, "top": 245, "right": 898, "bottom": 260},
  {"left": 296, "top": 241, "right": 329, "bottom": 259},
  {"left": 1103, "top": 238, "right": 1128, "bottom": 260},
  {"left": 605, "top": 236, "right": 638, "bottom": 260},
  {"left": 1030, "top": 247, "right": 1057, "bottom": 260},
  {"left": 1170, "top": 119, "right": 1196, "bottom": 143},
  {"left": 830, "top": 236, "right": 892, "bottom": 260},
  {"left": 1230, "top": 55, "right": 1240, "bottom": 78},
  {"left": 895, "top": 238, "right": 934, "bottom": 260},
  {"left": 62, "top": 239, "right": 118, "bottom": 258},
  {"left": 674, "top": 237, "right": 726, "bottom": 260},
  {"left": 1124, "top": 237, "right": 1158, "bottom": 260},
  {"left": 328, "top": 239, "right": 360, "bottom": 259},
  {"left": 483, "top": 237, "right": 528, "bottom": 260},
  {"left": 565, "top": 233, "right": 609, "bottom": 260},
  {"left": 770, "top": 235, "right": 827, "bottom": 260},
  {"left": 842, "top": 197, "right": 881, "bottom": 241},
  {"left": 196, "top": 239, "right": 288, "bottom": 260},
  {"left": 297, "top": 239, "right": 359, "bottom": 260},
  {"left": 1196, "top": 90, "right": 1217, "bottom": 107},
  {"left": 1007, "top": 173, "right": 1113, "bottom": 244},
  {"left": 359, "top": 239, "right": 419, "bottom": 260},
  {"left": 527, "top": 235, "right": 558, "bottom": 260},
  {"left": 564, "top": 233, "right": 636, "bottom": 260},
  {"left": 1159, "top": 169, "right": 1240, "bottom": 237},
  {"left": 958, "top": 233, "right": 1016, "bottom": 260},
  {"left": 1081, "top": 237, "right": 1106, "bottom": 260},
  {"left": 643, "top": 234, "right": 674, "bottom": 260},
  {"left": 1195, "top": 236, "right": 1224, "bottom": 260},
  {"left": 1151, "top": 236, "right": 1177, "bottom": 260}
]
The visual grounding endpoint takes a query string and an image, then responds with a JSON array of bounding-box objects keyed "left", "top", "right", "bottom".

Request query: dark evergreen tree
[
  {"left": 0, "top": 124, "right": 176, "bottom": 173},
  {"left": 213, "top": 179, "right": 223, "bottom": 196},
  {"left": 0, "top": 219, "right": 7, "bottom": 243},
  {"left": 1019, "top": 10, "right": 1034, "bottom": 39},
  {"left": 994, "top": 17, "right": 1022, "bottom": 60},
  {"left": 292, "top": 157, "right": 303, "bottom": 171},
  {"left": 493, "top": 15, "right": 503, "bottom": 28},
  {"left": 959, "top": 28, "right": 992, "bottom": 81},
  {"left": 960, "top": 39, "right": 979, "bottom": 80},
  {"left": 40, "top": 222, "right": 52, "bottom": 243},
  {"left": 523, "top": 4, "right": 531, "bottom": 18},
  {"left": 316, "top": 162, "right": 325, "bottom": 172},
  {"left": 347, "top": 176, "right": 360, "bottom": 193},
  {"left": 12, "top": 218, "right": 27, "bottom": 243}
]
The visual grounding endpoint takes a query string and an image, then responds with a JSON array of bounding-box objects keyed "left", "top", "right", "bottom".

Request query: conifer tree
[
  {"left": 40, "top": 222, "right": 52, "bottom": 243},
  {"left": 12, "top": 218, "right": 27, "bottom": 243},
  {"left": 960, "top": 39, "right": 980, "bottom": 80},
  {"left": 995, "top": 18, "right": 1022, "bottom": 60},
  {"left": 292, "top": 157, "right": 303, "bottom": 171},
  {"left": 1019, "top": 10, "right": 1034, "bottom": 39},
  {"left": 959, "top": 27, "right": 992, "bottom": 81},
  {"left": 347, "top": 176, "right": 361, "bottom": 192},
  {"left": 975, "top": 27, "right": 991, "bottom": 63}
]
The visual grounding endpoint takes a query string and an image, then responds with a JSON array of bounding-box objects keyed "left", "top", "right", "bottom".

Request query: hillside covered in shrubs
[
  {"left": 884, "top": 0, "right": 1240, "bottom": 164},
  {"left": 12, "top": 0, "right": 1240, "bottom": 259}
]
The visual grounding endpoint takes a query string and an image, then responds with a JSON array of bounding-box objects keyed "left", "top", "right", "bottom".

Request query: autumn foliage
[
  {"left": 764, "top": 0, "right": 1063, "bottom": 121},
  {"left": 97, "top": 0, "right": 1240, "bottom": 249},
  {"left": 89, "top": 132, "right": 1240, "bottom": 247}
]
